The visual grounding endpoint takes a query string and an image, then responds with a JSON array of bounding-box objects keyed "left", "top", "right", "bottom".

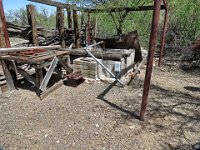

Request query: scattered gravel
[{"left": 0, "top": 64, "right": 199, "bottom": 150}]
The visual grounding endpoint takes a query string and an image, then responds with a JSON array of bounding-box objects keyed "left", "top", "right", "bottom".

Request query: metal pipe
[
  {"left": 0, "top": 0, "right": 11, "bottom": 48},
  {"left": 140, "top": 0, "right": 162, "bottom": 121},
  {"left": 0, "top": 45, "right": 61, "bottom": 53},
  {"left": 158, "top": 1, "right": 168, "bottom": 67},
  {"left": 84, "top": 41, "right": 104, "bottom": 49},
  {"left": 84, "top": 42, "right": 124, "bottom": 86}
]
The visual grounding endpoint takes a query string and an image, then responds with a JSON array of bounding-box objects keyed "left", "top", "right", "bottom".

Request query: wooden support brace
[
  {"left": 14, "top": 65, "right": 38, "bottom": 87},
  {"left": 39, "top": 56, "right": 58, "bottom": 91},
  {"left": 57, "top": 56, "right": 73, "bottom": 74},
  {"left": 1, "top": 61, "right": 15, "bottom": 90}
]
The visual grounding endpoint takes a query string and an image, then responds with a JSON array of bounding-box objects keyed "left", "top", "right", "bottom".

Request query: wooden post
[
  {"left": 0, "top": 0, "right": 15, "bottom": 91},
  {"left": 87, "top": 13, "right": 90, "bottom": 46},
  {"left": 81, "top": 12, "right": 84, "bottom": 27},
  {"left": 93, "top": 17, "right": 97, "bottom": 38},
  {"left": 56, "top": 7, "right": 65, "bottom": 48},
  {"left": 73, "top": 9, "right": 80, "bottom": 48},
  {"left": 26, "top": 4, "right": 39, "bottom": 46},
  {"left": 67, "top": 9, "right": 72, "bottom": 29}
]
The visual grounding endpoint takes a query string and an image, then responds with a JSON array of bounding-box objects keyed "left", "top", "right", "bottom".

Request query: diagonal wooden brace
[
  {"left": 57, "top": 56, "right": 73, "bottom": 74},
  {"left": 39, "top": 56, "right": 58, "bottom": 91}
]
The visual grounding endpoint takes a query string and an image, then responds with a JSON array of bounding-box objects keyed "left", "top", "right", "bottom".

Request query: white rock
[
  {"left": 56, "top": 140, "right": 60, "bottom": 144},
  {"left": 44, "top": 134, "right": 49, "bottom": 138}
]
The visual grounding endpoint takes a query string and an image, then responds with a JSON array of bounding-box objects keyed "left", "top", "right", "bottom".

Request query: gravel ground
[{"left": 0, "top": 63, "right": 200, "bottom": 150}]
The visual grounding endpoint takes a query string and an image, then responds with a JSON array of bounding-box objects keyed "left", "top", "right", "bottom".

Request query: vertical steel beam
[
  {"left": 140, "top": 0, "right": 162, "bottom": 121},
  {"left": 158, "top": 0, "right": 168, "bottom": 67},
  {"left": 0, "top": 0, "right": 11, "bottom": 48}
]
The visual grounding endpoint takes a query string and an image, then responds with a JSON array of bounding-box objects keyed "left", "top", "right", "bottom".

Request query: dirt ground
[{"left": 0, "top": 60, "right": 199, "bottom": 150}]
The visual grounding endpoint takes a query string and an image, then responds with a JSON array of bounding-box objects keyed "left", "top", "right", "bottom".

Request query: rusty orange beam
[{"left": 140, "top": 0, "right": 162, "bottom": 121}]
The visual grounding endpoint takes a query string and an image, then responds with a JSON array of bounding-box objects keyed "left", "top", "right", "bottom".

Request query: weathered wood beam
[
  {"left": 67, "top": 10, "right": 72, "bottom": 29},
  {"left": 56, "top": 7, "right": 65, "bottom": 47},
  {"left": 93, "top": 17, "right": 97, "bottom": 38},
  {"left": 57, "top": 56, "right": 73, "bottom": 73},
  {"left": 73, "top": 10, "right": 80, "bottom": 48},
  {"left": 27, "top": 4, "right": 39, "bottom": 46},
  {"left": 28, "top": 0, "right": 71, "bottom": 9},
  {"left": 84, "top": 5, "right": 165, "bottom": 13},
  {"left": 39, "top": 56, "right": 58, "bottom": 91},
  {"left": 0, "top": 45, "right": 61, "bottom": 53},
  {"left": 0, "top": 0, "right": 10, "bottom": 48}
]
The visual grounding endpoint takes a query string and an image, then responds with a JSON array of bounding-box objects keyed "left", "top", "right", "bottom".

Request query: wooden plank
[
  {"left": 27, "top": 4, "right": 39, "bottom": 46},
  {"left": 31, "top": 51, "right": 69, "bottom": 62},
  {"left": 28, "top": 0, "right": 71, "bottom": 9},
  {"left": 39, "top": 56, "right": 58, "bottom": 91},
  {"left": 62, "top": 48, "right": 134, "bottom": 60},
  {"left": 0, "top": 45, "right": 61, "bottom": 53},
  {"left": 14, "top": 65, "right": 38, "bottom": 87},
  {"left": 0, "top": 51, "right": 69, "bottom": 64},
  {"left": 40, "top": 80, "right": 64, "bottom": 100},
  {"left": 56, "top": 7, "right": 65, "bottom": 48}
]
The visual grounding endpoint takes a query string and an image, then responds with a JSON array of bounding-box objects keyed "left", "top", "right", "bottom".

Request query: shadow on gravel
[
  {"left": 184, "top": 86, "right": 200, "bottom": 92},
  {"left": 145, "top": 83, "right": 200, "bottom": 149},
  {"left": 98, "top": 78, "right": 200, "bottom": 149},
  {"left": 97, "top": 80, "right": 139, "bottom": 119}
]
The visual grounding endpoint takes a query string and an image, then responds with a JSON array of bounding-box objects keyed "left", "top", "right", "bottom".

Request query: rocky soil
[{"left": 0, "top": 61, "right": 199, "bottom": 150}]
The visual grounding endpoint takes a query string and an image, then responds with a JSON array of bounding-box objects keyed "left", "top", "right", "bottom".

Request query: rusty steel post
[
  {"left": 0, "top": 0, "right": 11, "bottom": 48},
  {"left": 158, "top": 1, "right": 168, "bottom": 67},
  {"left": 87, "top": 13, "right": 91, "bottom": 46},
  {"left": 140, "top": 0, "right": 162, "bottom": 121}
]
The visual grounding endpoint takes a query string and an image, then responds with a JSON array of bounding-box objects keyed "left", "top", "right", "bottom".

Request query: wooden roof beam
[{"left": 28, "top": 0, "right": 72, "bottom": 9}]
